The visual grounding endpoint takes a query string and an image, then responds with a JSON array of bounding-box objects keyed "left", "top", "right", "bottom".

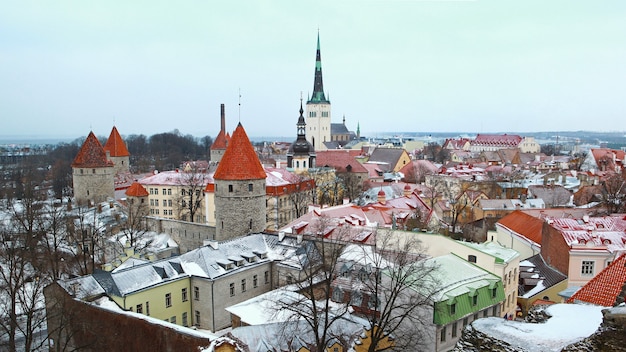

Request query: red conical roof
[
  {"left": 72, "top": 132, "right": 114, "bottom": 168},
  {"left": 210, "top": 129, "right": 229, "bottom": 150},
  {"left": 103, "top": 126, "right": 130, "bottom": 157},
  {"left": 214, "top": 123, "right": 266, "bottom": 180},
  {"left": 125, "top": 182, "right": 149, "bottom": 197}
]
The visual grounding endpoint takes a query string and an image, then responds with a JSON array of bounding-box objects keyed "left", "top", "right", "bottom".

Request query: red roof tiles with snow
[
  {"left": 103, "top": 126, "right": 130, "bottom": 157},
  {"left": 315, "top": 150, "right": 368, "bottom": 173},
  {"left": 567, "top": 253, "right": 626, "bottom": 306},
  {"left": 125, "top": 182, "right": 149, "bottom": 197},
  {"left": 214, "top": 123, "right": 266, "bottom": 180},
  {"left": 471, "top": 134, "right": 522, "bottom": 147},
  {"left": 72, "top": 132, "right": 114, "bottom": 168},
  {"left": 497, "top": 210, "right": 544, "bottom": 245}
]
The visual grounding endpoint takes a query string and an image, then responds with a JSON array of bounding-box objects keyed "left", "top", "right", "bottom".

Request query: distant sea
[{"left": 0, "top": 136, "right": 74, "bottom": 145}]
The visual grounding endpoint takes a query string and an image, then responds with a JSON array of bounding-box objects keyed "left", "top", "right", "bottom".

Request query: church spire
[{"left": 309, "top": 31, "right": 328, "bottom": 103}]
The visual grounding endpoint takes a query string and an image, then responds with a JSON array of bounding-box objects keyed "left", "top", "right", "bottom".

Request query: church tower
[
  {"left": 213, "top": 123, "right": 266, "bottom": 241},
  {"left": 287, "top": 97, "right": 316, "bottom": 174},
  {"left": 72, "top": 132, "right": 115, "bottom": 206},
  {"left": 103, "top": 126, "right": 130, "bottom": 175},
  {"left": 305, "top": 32, "right": 331, "bottom": 150}
]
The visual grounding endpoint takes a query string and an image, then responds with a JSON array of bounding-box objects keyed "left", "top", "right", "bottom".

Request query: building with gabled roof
[
  {"left": 214, "top": 123, "right": 267, "bottom": 240},
  {"left": 541, "top": 214, "right": 626, "bottom": 287},
  {"left": 72, "top": 131, "right": 115, "bottom": 206},
  {"left": 367, "top": 147, "right": 411, "bottom": 173},
  {"left": 410, "top": 254, "right": 505, "bottom": 351},
  {"left": 495, "top": 210, "right": 545, "bottom": 260},
  {"left": 566, "top": 253, "right": 626, "bottom": 307},
  {"left": 517, "top": 254, "right": 568, "bottom": 316},
  {"left": 51, "top": 232, "right": 317, "bottom": 333},
  {"left": 103, "top": 126, "right": 130, "bottom": 174}
]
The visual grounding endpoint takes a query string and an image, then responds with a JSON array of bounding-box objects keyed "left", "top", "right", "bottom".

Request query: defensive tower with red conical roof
[
  {"left": 72, "top": 131, "right": 115, "bottom": 206},
  {"left": 103, "top": 126, "right": 131, "bottom": 174},
  {"left": 214, "top": 122, "right": 267, "bottom": 240},
  {"left": 210, "top": 104, "right": 229, "bottom": 163}
]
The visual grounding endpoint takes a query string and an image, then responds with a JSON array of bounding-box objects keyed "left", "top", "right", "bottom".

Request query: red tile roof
[
  {"left": 72, "top": 132, "right": 114, "bottom": 168},
  {"left": 211, "top": 130, "right": 229, "bottom": 150},
  {"left": 472, "top": 134, "right": 522, "bottom": 147},
  {"left": 567, "top": 253, "right": 626, "bottom": 307},
  {"left": 103, "top": 126, "right": 130, "bottom": 157},
  {"left": 125, "top": 182, "right": 149, "bottom": 197},
  {"left": 214, "top": 123, "right": 266, "bottom": 180},
  {"left": 497, "top": 210, "right": 544, "bottom": 244},
  {"left": 315, "top": 150, "right": 368, "bottom": 173}
]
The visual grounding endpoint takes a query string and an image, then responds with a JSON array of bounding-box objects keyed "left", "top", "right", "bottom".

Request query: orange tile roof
[
  {"left": 72, "top": 132, "right": 114, "bottom": 168},
  {"left": 103, "top": 126, "right": 130, "bottom": 157},
  {"left": 125, "top": 182, "right": 149, "bottom": 197},
  {"left": 211, "top": 129, "right": 229, "bottom": 150},
  {"left": 567, "top": 253, "right": 626, "bottom": 307},
  {"left": 214, "top": 123, "right": 266, "bottom": 180},
  {"left": 497, "top": 210, "right": 544, "bottom": 244}
]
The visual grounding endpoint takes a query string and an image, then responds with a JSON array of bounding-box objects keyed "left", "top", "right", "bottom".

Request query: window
[
  {"left": 253, "top": 274, "right": 258, "bottom": 288},
  {"left": 146, "top": 302, "right": 150, "bottom": 316},
  {"left": 483, "top": 310, "right": 488, "bottom": 317},
  {"left": 491, "top": 287, "right": 497, "bottom": 298},
  {"left": 136, "top": 304, "right": 143, "bottom": 314},
  {"left": 168, "top": 188, "right": 172, "bottom": 195},
  {"left": 194, "top": 286, "right": 200, "bottom": 300},
  {"left": 230, "top": 283, "right": 235, "bottom": 296},
  {"left": 168, "top": 199, "right": 172, "bottom": 207},
  {"left": 228, "top": 185, "right": 233, "bottom": 192},
  {"left": 440, "top": 326, "right": 446, "bottom": 342},
  {"left": 463, "top": 317, "right": 468, "bottom": 327},
  {"left": 468, "top": 255, "right": 477, "bottom": 263},
  {"left": 452, "top": 322, "right": 458, "bottom": 338},
  {"left": 182, "top": 312, "right": 188, "bottom": 327},
  {"left": 165, "top": 293, "right": 172, "bottom": 307},
  {"left": 492, "top": 306, "right": 498, "bottom": 316},
  {"left": 162, "top": 188, "right": 166, "bottom": 195},
  {"left": 248, "top": 183, "right": 253, "bottom": 191},
  {"left": 473, "top": 313, "right": 478, "bottom": 321},
  {"left": 581, "top": 261, "right": 594, "bottom": 275},
  {"left": 195, "top": 311, "right": 200, "bottom": 326},
  {"left": 241, "top": 279, "right": 246, "bottom": 292},
  {"left": 155, "top": 199, "right": 159, "bottom": 206},
  {"left": 450, "top": 303, "right": 456, "bottom": 315},
  {"left": 170, "top": 316, "right": 176, "bottom": 324},
  {"left": 182, "top": 288, "right": 188, "bottom": 302},
  {"left": 264, "top": 271, "right": 269, "bottom": 284},
  {"left": 472, "top": 294, "right": 478, "bottom": 306}
]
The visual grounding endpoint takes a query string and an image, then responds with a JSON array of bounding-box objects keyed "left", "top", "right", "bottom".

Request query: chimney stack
[{"left": 220, "top": 104, "right": 225, "bottom": 133}]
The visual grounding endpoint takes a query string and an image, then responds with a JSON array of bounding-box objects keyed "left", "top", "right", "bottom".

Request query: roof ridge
[{"left": 214, "top": 123, "right": 266, "bottom": 180}]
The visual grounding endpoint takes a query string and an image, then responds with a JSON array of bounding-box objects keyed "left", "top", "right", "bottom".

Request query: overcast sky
[{"left": 2, "top": 1, "right": 625, "bottom": 140}]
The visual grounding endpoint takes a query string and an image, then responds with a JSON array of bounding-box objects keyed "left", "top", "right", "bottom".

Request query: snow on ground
[{"left": 472, "top": 303, "right": 605, "bottom": 352}]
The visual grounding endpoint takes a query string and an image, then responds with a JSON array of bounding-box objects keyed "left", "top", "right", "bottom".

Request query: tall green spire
[{"left": 309, "top": 31, "right": 329, "bottom": 104}]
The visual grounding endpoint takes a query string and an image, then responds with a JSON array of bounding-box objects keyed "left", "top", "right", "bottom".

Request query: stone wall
[
  {"left": 214, "top": 178, "right": 266, "bottom": 241},
  {"left": 146, "top": 217, "right": 216, "bottom": 253},
  {"left": 72, "top": 166, "right": 115, "bottom": 206},
  {"left": 43, "top": 283, "right": 228, "bottom": 352}
]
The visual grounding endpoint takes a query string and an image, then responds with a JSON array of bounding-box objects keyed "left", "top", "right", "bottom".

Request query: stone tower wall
[
  {"left": 210, "top": 149, "right": 225, "bottom": 163},
  {"left": 214, "top": 178, "right": 266, "bottom": 241},
  {"left": 109, "top": 155, "right": 130, "bottom": 174},
  {"left": 72, "top": 166, "right": 115, "bottom": 206}
]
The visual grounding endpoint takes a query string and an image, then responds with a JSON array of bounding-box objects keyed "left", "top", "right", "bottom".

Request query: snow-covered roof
[{"left": 471, "top": 303, "right": 605, "bottom": 352}]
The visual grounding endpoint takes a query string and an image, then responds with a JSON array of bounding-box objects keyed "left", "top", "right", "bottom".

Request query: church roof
[
  {"left": 331, "top": 123, "right": 350, "bottom": 135},
  {"left": 125, "top": 182, "right": 149, "bottom": 197},
  {"left": 308, "top": 32, "right": 329, "bottom": 104},
  {"left": 72, "top": 132, "right": 114, "bottom": 168},
  {"left": 103, "top": 126, "right": 130, "bottom": 157},
  {"left": 211, "top": 129, "right": 229, "bottom": 150},
  {"left": 214, "top": 123, "right": 266, "bottom": 180}
]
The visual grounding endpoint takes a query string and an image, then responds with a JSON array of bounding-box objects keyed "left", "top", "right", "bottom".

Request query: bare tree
[
  {"left": 337, "top": 171, "right": 365, "bottom": 203},
  {"left": 356, "top": 230, "right": 440, "bottom": 351},
  {"left": 272, "top": 216, "right": 353, "bottom": 351},
  {"left": 175, "top": 164, "right": 210, "bottom": 223},
  {"left": 317, "top": 176, "right": 345, "bottom": 207},
  {"left": 599, "top": 172, "right": 626, "bottom": 214},
  {"left": 288, "top": 175, "right": 316, "bottom": 219}
]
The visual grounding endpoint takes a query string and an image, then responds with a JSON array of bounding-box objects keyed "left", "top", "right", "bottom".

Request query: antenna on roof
[{"left": 238, "top": 88, "right": 242, "bottom": 123}]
